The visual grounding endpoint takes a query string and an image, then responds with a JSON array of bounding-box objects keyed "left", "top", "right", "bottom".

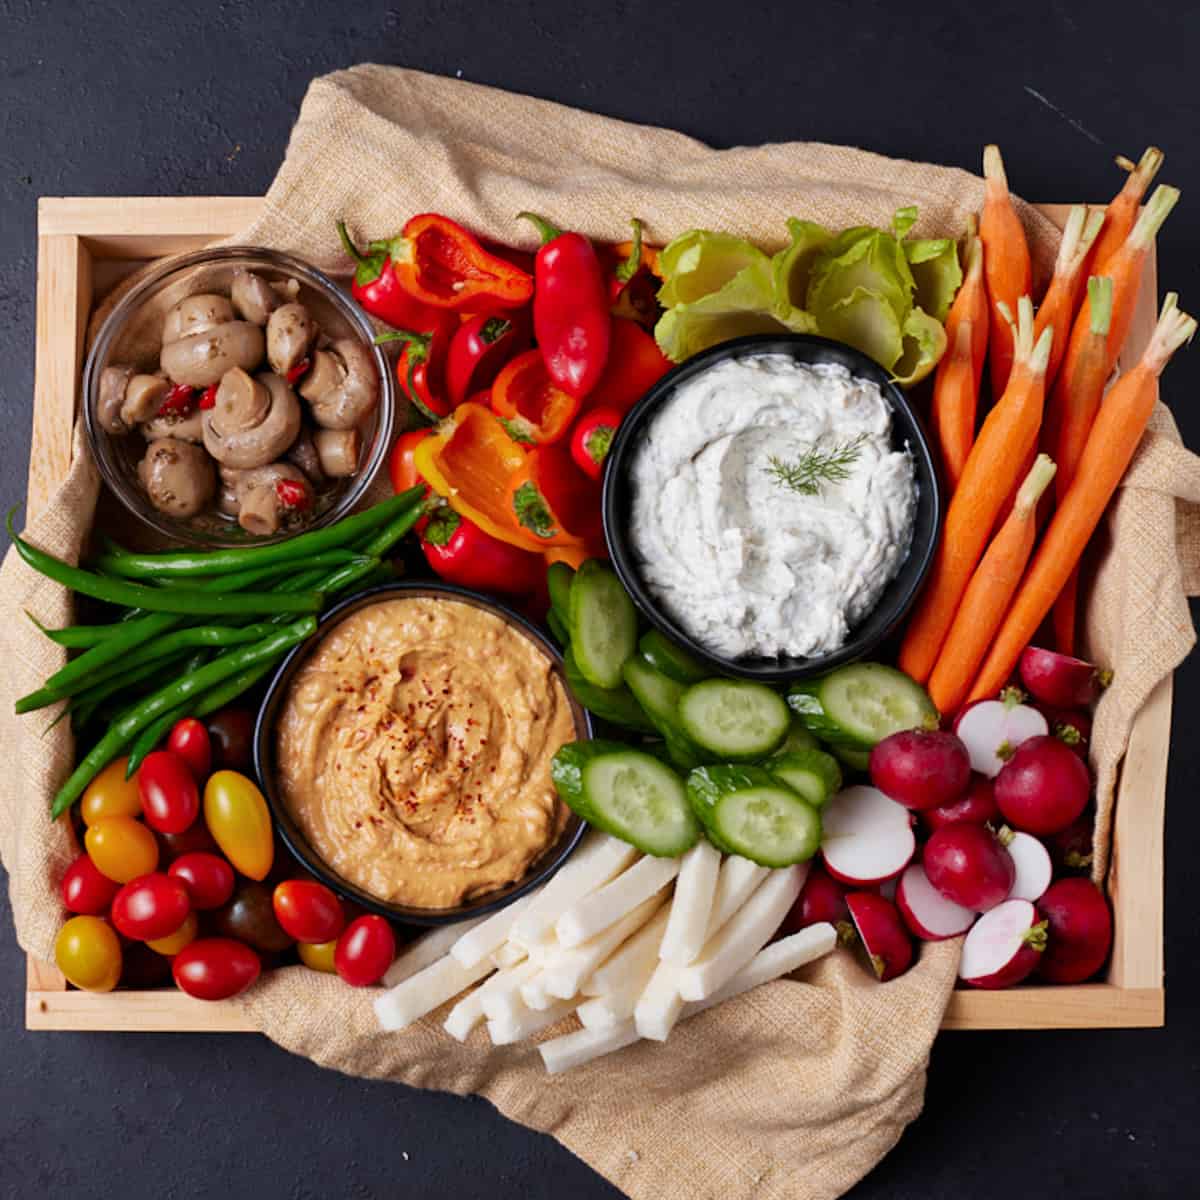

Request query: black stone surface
[{"left": 2, "top": 3, "right": 1198, "bottom": 1197}]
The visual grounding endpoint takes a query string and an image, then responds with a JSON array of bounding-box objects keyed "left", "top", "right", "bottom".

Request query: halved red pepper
[
  {"left": 491, "top": 349, "right": 582, "bottom": 445},
  {"left": 506, "top": 445, "right": 601, "bottom": 547},
  {"left": 375, "top": 312, "right": 458, "bottom": 423},
  {"left": 583, "top": 318, "right": 672, "bottom": 416},
  {"left": 446, "top": 310, "right": 531, "bottom": 408},
  {"left": 336, "top": 221, "right": 441, "bottom": 331},
  {"left": 420, "top": 505, "right": 543, "bottom": 596},
  {"left": 570, "top": 405, "right": 623, "bottom": 481}
]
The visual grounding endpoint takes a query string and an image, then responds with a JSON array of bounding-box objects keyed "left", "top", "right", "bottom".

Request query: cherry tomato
[
  {"left": 80, "top": 757, "right": 142, "bottom": 825},
  {"left": 389, "top": 429, "right": 433, "bottom": 497},
  {"left": 334, "top": 915, "right": 396, "bottom": 986},
  {"left": 272, "top": 879, "right": 345, "bottom": 943},
  {"left": 85, "top": 816, "right": 159, "bottom": 883},
  {"left": 147, "top": 911, "right": 199, "bottom": 956},
  {"left": 172, "top": 938, "right": 261, "bottom": 1001},
  {"left": 61, "top": 852, "right": 119, "bottom": 915},
  {"left": 298, "top": 939, "right": 338, "bottom": 974},
  {"left": 205, "top": 708, "right": 255, "bottom": 772},
  {"left": 212, "top": 880, "right": 294, "bottom": 954},
  {"left": 55, "top": 915, "right": 122, "bottom": 992},
  {"left": 159, "top": 821, "right": 220, "bottom": 860},
  {"left": 167, "top": 718, "right": 212, "bottom": 781},
  {"left": 138, "top": 750, "right": 201, "bottom": 835},
  {"left": 203, "top": 771, "right": 273, "bottom": 880},
  {"left": 168, "top": 852, "right": 235, "bottom": 910},
  {"left": 119, "top": 940, "right": 174, "bottom": 989},
  {"left": 111, "top": 872, "right": 191, "bottom": 941}
]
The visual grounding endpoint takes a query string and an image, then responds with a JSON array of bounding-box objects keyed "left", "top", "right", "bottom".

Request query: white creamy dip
[{"left": 629, "top": 354, "right": 916, "bottom": 659}]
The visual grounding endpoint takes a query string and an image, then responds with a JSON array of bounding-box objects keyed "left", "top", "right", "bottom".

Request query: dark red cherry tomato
[
  {"left": 137, "top": 750, "right": 200, "bottom": 835},
  {"left": 167, "top": 718, "right": 212, "bottom": 781},
  {"left": 172, "top": 938, "right": 261, "bottom": 1001},
  {"left": 61, "top": 852, "right": 120, "bottom": 915},
  {"left": 205, "top": 708, "right": 255, "bottom": 772},
  {"left": 211, "top": 880, "right": 294, "bottom": 954},
  {"left": 168, "top": 852, "right": 235, "bottom": 911},
  {"left": 272, "top": 879, "right": 345, "bottom": 944},
  {"left": 334, "top": 915, "right": 397, "bottom": 987},
  {"left": 110, "top": 872, "right": 191, "bottom": 941},
  {"left": 158, "top": 821, "right": 220, "bottom": 860}
]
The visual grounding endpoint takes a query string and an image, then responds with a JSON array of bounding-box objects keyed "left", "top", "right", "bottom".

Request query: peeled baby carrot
[
  {"left": 1089, "top": 147, "right": 1164, "bottom": 276},
  {"left": 928, "top": 454, "right": 1057, "bottom": 716},
  {"left": 899, "top": 298, "right": 1052, "bottom": 684},
  {"left": 931, "top": 320, "right": 978, "bottom": 491},
  {"left": 943, "top": 219, "right": 989, "bottom": 391},
  {"left": 967, "top": 294, "right": 1196, "bottom": 703},
  {"left": 1033, "top": 205, "right": 1105, "bottom": 387}
]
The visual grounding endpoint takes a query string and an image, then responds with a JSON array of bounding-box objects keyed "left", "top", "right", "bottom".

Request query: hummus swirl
[{"left": 276, "top": 596, "right": 575, "bottom": 908}]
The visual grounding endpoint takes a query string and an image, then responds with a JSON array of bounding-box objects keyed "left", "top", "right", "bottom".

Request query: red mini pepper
[
  {"left": 389, "top": 429, "right": 432, "bottom": 498},
  {"left": 420, "top": 504, "right": 543, "bottom": 596},
  {"left": 570, "top": 405, "right": 623, "bottom": 481},
  {"left": 506, "top": 445, "right": 601, "bottom": 547},
  {"left": 518, "top": 212, "right": 612, "bottom": 400},
  {"left": 491, "top": 349, "right": 582, "bottom": 446},
  {"left": 584, "top": 318, "right": 672, "bottom": 416},
  {"left": 336, "top": 221, "right": 441, "bottom": 331},
  {"left": 445, "top": 310, "right": 531, "bottom": 408},
  {"left": 375, "top": 312, "right": 458, "bottom": 423}
]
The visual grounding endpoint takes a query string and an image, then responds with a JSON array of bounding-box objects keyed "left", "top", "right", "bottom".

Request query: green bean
[
  {"left": 312, "top": 500, "right": 429, "bottom": 598},
  {"left": 70, "top": 651, "right": 191, "bottom": 715},
  {"left": 51, "top": 619, "right": 316, "bottom": 817}
]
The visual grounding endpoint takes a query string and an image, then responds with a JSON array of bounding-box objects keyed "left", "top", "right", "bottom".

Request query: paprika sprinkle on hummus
[{"left": 275, "top": 595, "right": 575, "bottom": 909}]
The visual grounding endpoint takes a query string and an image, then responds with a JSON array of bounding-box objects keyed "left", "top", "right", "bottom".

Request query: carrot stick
[
  {"left": 1033, "top": 205, "right": 1105, "bottom": 387},
  {"left": 928, "top": 455, "right": 1057, "bottom": 716},
  {"left": 943, "top": 219, "right": 989, "bottom": 391},
  {"left": 979, "top": 145, "right": 1032, "bottom": 400},
  {"left": 931, "top": 320, "right": 977, "bottom": 491},
  {"left": 967, "top": 294, "right": 1196, "bottom": 703},
  {"left": 899, "top": 298, "right": 1052, "bottom": 683},
  {"left": 1049, "top": 276, "right": 1115, "bottom": 654},
  {"left": 1089, "top": 147, "right": 1164, "bottom": 276}
]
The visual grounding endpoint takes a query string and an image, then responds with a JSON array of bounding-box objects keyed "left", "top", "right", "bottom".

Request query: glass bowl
[{"left": 82, "top": 246, "right": 394, "bottom": 547}]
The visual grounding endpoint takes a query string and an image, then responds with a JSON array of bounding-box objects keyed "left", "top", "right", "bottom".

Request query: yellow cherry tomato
[
  {"left": 85, "top": 816, "right": 159, "bottom": 883},
  {"left": 298, "top": 939, "right": 338, "bottom": 973},
  {"left": 203, "top": 771, "right": 273, "bottom": 881},
  {"left": 147, "top": 911, "right": 199, "bottom": 956},
  {"left": 80, "top": 757, "right": 142, "bottom": 826},
  {"left": 55, "top": 915, "right": 122, "bottom": 992}
]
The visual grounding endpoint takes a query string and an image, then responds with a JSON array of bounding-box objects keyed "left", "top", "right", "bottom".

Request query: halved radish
[
  {"left": 994, "top": 734, "right": 1090, "bottom": 835},
  {"left": 923, "top": 822, "right": 1015, "bottom": 911},
  {"left": 1019, "top": 646, "right": 1107, "bottom": 709},
  {"left": 896, "top": 863, "right": 974, "bottom": 940},
  {"left": 921, "top": 775, "right": 999, "bottom": 832},
  {"left": 998, "top": 828, "right": 1052, "bottom": 902},
  {"left": 820, "top": 786, "right": 915, "bottom": 887},
  {"left": 845, "top": 892, "right": 913, "bottom": 981},
  {"left": 959, "top": 899, "right": 1047, "bottom": 988},
  {"left": 953, "top": 693, "right": 1048, "bottom": 777},
  {"left": 1037, "top": 878, "right": 1113, "bottom": 983},
  {"left": 877, "top": 875, "right": 898, "bottom": 901},
  {"left": 780, "top": 863, "right": 849, "bottom": 937},
  {"left": 868, "top": 729, "right": 971, "bottom": 811}
]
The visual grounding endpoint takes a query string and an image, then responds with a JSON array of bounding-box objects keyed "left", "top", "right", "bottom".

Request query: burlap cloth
[{"left": 3, "top": 67, "right": 1197, "bottom": 1200}]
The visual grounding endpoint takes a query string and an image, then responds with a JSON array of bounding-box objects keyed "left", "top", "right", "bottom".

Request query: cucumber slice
[
  {"left": 767, "top": 749, "right": 842, "bottom": 810},
  {"left": 552, "top": 741, "right": 699, "bottom": 858},
  {"left": 564, "top": 647, "right": 655, "bottom": 734},
  {"left": 678, "top": 680, "right": 790, "bottom": 760},
  {"left": 768, "top": 718, "right": 819, "bottom": 758},
  {"left": 546, "top": 609, "right": 570, "bottom": 648},
  {"left": 832, "top": 743, "right": 872, "bottom": 773},
  {"left": 569, "top": 560, "right": 638, "bottom": 689},
  {"left": 546, "top": 561, "right": 575, "bottom": 628},
  {"left": 638, "top": 629, "right": 708, "bottom": 684},
  {"left": 787, "top": 663, "right": 937, "bottom": 749},
  {"left": 622, "top": 657, "right": 706, "bottom": 770},
  {"left": 687, "top": 765, "right": 821, "bottom": 867}
]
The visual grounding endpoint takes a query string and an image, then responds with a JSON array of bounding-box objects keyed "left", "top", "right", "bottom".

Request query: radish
[
  {"left": 921, "top": 775, "right": 999, "bottom": 831},
  {"left": 994, "top": 734, "right": 1090, "bottom": 835},
  {"left": 997, "top": 827, "right": 1052, "bottom": 902},
  {"left": 845, "top": 892, "right": 913, "bottom": 981},
  {"left": 869, "top": 729, "right": 971, "bottom": 811},
  {"left": 780, "top": 863, "right": 849, "bottom": 937},
  {"left": 953, "top": 691, "right": 1048, "bottom": 777},
  {"left": 1047, "top": 808, "right": 1095, "bottom": 874},
  {"left": 923, "top": 822, "right": 1015, "bottom": 911},
  {"left": 1037, "top": 878, "right": 1113, "bottom": 984},
  {"left": 877, "top": 875, "right": 898, "bottom": 901},
  {"left": 959, "top": 899, "right": 1047, "bottom": 988},
  {"left": 1019, "top": 646, "right": 1108, "bottom": 709},
  {"left": 1041, "top": 705, "right": 1092, "bottom": 760},
  {"left": 895, "top": 863, "right": 974, "bottom": 940},
  {"left": 820, "top": 786, "right": 915, "bottom": 887}
]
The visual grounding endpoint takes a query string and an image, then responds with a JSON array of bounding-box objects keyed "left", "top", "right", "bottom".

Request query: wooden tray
[{"left": 23, "top": 198, "right": 1168, "bottom": 1032}]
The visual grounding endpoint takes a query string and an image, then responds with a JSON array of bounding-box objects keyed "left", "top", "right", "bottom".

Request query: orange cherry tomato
[
  {"left": 55, "top": 915, "right": 122, "bottom": 992},
  {"left": 203, "top": 771, "right": 274, "bottom": 881},
  {"left": 84, "top": 816, "right": 159, "bottom": 883},
  {"left": 146, "top": 912, "right": 199, "bottom": 956},
  {"left": 80, "top": 757, "right": 142, "bottom": 825},
  {"left": 272, "top": 879, "right": 345, "bottom": 943},
  {"left": 297, "top": 939, "right": 338, "bottom": 973}
]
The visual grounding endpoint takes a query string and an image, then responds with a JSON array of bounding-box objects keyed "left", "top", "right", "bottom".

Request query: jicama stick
[
  {"left": 1033, "top": 205, "right": 1105, "bottom": 387},
  {"left": 539, "top": 1021, "right": 642, "bottom": 1076},
  {"left": 931, "top": 320, "right": 978, "bottom": 492},
  {"left": 634, "top": 958, "right": 686, "bottom": 1042},
  {"left": 492, "top": 942, "right": 526, "bottom": 968},
  {"left": 488, "top": 994, "right": 579, "bottom": 1045},
  {"left": 943, "top": 217, "right": 989, "bottom": 391},
  {"left": 450, "top": 890, "right": 539, "bottom": 968},
  {"left": 555, "top": 854, "right": 679, "bottom": 948},
  {"left": 657, "top": 839, "right": 722, "bottom": 965},
  {"left": 481, "top": 959, "right": 545, "bottom": 1024},
  {"left": 444, "top": 958, "right": 540, "bottom": 1042},
  {"left": 584, "top": 903, "right": 672, "bottom": 997},
  {"left": 705, "top": 855, "right": 769, "bottom": 937},
  {"left": 381, "top": 914, "right": 488, "bottom": 989},
  {"left": 969, "top": 294, "right": 1195, "bottom": 703},
  {"left": 900, "top": 298, "right": 1052, "bottom": 683},
  {"left": 928, "top": 455, "right": 1057, "bottom": 715},
  {"left": 519, "top": 971, "right": 557, "bottom": 1012},
  {"left": 374, "top": 954, "right": 494, "bottom": 1032},
  {"left": 544, "top": 894, "right": 666, "bottom": 999},
  {"left": 1089, "top": 146, "right": 1164, "bottom": 275}
]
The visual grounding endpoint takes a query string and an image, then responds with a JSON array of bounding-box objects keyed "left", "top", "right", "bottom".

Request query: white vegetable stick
[
  {"left": 544, "top": 894, "right": 664, "bottom": 999},
  {"left": 480, "top": 959, "right": 544, "bottom": 1023},
  {"left": 520, "top": 971, "right": 556, "bottom": 1011},
  {"left": 539, "top": 1020, "right": 641, "bottom": 1075},
  {"left": 487, "top": 995, "right": 579, "bottom": 1045},
  {"left": 634, "top": 959, "right": 685, "bottom": 1041},
  {"left": 583, "top": 904, "right": 671, "bottom": 997},
  {"left": 380, "top": 914, "right": 488, "bottom": 989},
  {"left": 658, "top": 839, "right": 722, "bottom": 965},
  {"left": 525, "top": 935, "right": 562, "bottom": 967},
  {"left": 443, "top": 958, "right": 540, "bottom": 1042},
  {"left": 450, "top": 891, "right": 539, "bottom": 968},
  {"left": 576, "top": 995, "right": 622, "bottom": 1030},
  {"left": 374, "top": 954, "right": 494, "bottom": 1032},
  {"left": 491, "top": 942, "right": 527, "bottom": 968},
  {"left": 556, "top": 855, "right": 679, "bottom": 948},
  {"left": 677, "top": 865, "right": 805, "bottom": 1002},
  {"left": 706, "top": 855, "right": 770, "bottom": 939}
]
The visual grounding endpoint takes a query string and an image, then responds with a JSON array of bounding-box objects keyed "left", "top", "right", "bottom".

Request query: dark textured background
[{"left": 2, "top": 2, "right": 1198, "bottom": 1197}]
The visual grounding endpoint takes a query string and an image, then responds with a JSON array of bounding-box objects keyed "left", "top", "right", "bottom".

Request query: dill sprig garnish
[{"left": 764, "top": 433, "right": 869, "bottom": 496}]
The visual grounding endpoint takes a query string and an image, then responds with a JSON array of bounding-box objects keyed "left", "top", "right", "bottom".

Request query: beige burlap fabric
[{"left": 3, "top": 66, "right": 1197, "bottom": 1200}]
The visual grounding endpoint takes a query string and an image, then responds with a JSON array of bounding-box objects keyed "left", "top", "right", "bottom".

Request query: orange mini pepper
[
  {"left": 505, "top": 446, "right": 599, "bottom": 548},
  {"left": 491, "top": 349, "right": 582, "bottom": 445}
]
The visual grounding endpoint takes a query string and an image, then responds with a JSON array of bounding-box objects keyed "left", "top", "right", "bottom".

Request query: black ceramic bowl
[
  {"left": 253, "top": 582, "right": 590, "bottom": 927},
  {"left": 602, "top": 334, "right": 942, "bottom": 684}
]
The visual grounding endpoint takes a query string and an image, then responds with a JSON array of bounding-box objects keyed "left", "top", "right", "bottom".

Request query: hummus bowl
[
  {"left": 253, "top": 583, "right": 590, "bottom": 926},
  {"left": 602, "top": 334, "right": 941, "bottom": 684}
]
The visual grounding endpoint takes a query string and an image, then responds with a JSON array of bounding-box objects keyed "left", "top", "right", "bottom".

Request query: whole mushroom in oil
[
  {"left": 137, "top": 438, "right": 216, "bottom": 518},
  {"left": 300, "top": 339, "right": 379, "bottom": 429},
  {"left": 201, "top": 369, "right": 302, "bottom": 470},
  {"left": 159, "top": 294, "right": 265, "bottom": 389},
  {"left": 230, "top": 462, "right": 314, "bottom": 536}
]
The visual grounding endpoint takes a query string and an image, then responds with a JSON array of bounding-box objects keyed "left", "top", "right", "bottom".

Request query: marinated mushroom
[
  {"left": 143, "top": 401, "right": 204, "bottom": 443},
  {"left": 121, "top": 374, "right": 171, "bottom": 426},
  {"left": 137, "top": 439, "right": 216, "bottom": 519},
  {"left": 286, "top": 426, "right": 326, "bottom": 487},
  {"left": 233, "top": 463, "right": 313, "bottom": 536},
  {"left": 160, "top": 307, "right": 265, "bottom": 389},
  {"left": 301, "top": 338, "right": 378, "bottom": 430},
  {"left": 230, "top": 270, "right": 279, "bottom": 326},
  {"left": 161, "top": 294, "right": 236, "bottom": 345},
  {"left": 313, "top": 428, "right": 361, "bottom": 478},
  {"left": 266, "top": 303, "right": 316, "bottom": 376},
  {"left": 98, "top": 365, "right": 136, "bottom": 434},
  {"left": 202, "top": 369, "right": 302, "bottom": 469}
]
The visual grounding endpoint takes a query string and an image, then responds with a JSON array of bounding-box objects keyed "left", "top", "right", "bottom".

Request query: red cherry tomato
[
  {"left": 158, "top": 821, "right": 220, "bottom": 860},
  {"left": 110, "top": 872, "right": 192, "bottom": 941},
  {"left": 168, "top": 852, "right": 235, "bottom": 910},
  {"left": 272, "top": 879, "right": 345, "bottom": 943},
  {"left": 167, "top": 718, "right": 212, "bottom": 781},
  {"left": 61, "top": 853, "right": 120, "bottom": 915},
  {"left": 334, "top": 915, "right": 397, "bottom": 986},
  {"left": 205, "top": 708, "right": 255, "bottom": 772},
  {"left": 137, "top": 750, "right": 200, "bottom": 835},
  {"left": 172, "top": 938, "right": 261, "bottom": 1001}
]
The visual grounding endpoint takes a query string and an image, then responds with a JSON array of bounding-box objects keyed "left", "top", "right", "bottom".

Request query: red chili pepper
[
  {"left": 518, "top": 212, "right": 612, "bottom": 400},
  {"left": 490, "top": 348, "right": 582, "bottom": 446},
  {"left": 420, "top": 504, "right": 543, "bottom": 595},
  {"left": 336, "top": 221, "right": 442, "bottom": 332},
  {"left": 445, "top": 310, "right": 531, "bottom": 409},
  {"left": 285, "top": 358, "right": 311, "bottom": 385},
  {"left": 375, "top": 312, "right": 458, "bottom": 423},
  {"left": 159, "top": 382, "right": 198, "bottom": 417},
  {"left": 275, "top": 479, "right": 311, "bottom": 510},
  {"left": 198, "top": 384, "right": 219, "bottom": 411},
  {"left": 506, "top": 445, "right": 602, "bottom": 546},
  {"left": 570, "top": 405, "right": 623, "bottom": 482}
]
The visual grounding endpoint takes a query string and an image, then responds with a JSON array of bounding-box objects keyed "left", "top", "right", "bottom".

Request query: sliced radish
[
  {"left": 845, "top": 892, "right": 914, "bottom": 981},
  {"left": 896, "top": 863, "right": 974, "bottom": 940},
  {"left": 921, "top": 775, "right": 999, "bottom": 831},
  {"left": 876, "top": 875, "right": 898, "bottom": 901},
  {"left": 1019, "top": 646, "right": 1107, "bottom": 709},
  {"left": 1046, "top": 808, "right": 1095, "bottom": 874},
  {"left": 820, "top": 786, "right": 915, "bottom": 887},
  {"left": 1037, "top": 878, "right": 1113, "bottom": 984},
  {"left": 923, "top": 822, "right": 1015, "bottom": 911},
  {"left": 954, "top": 694, "right": 1048, "bottom": 778},
  {"left": 780, "top": 863, "right": 849, "bottom": 938},
  {"left": 998, "top": 828, "right": 1052, "bottom": 902},
  {"left": 959, "top": 899, "right": 1047, "bottom": 988},
  {"left": 994, "top": 734, "right": 1090, "bottom": 835}
]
